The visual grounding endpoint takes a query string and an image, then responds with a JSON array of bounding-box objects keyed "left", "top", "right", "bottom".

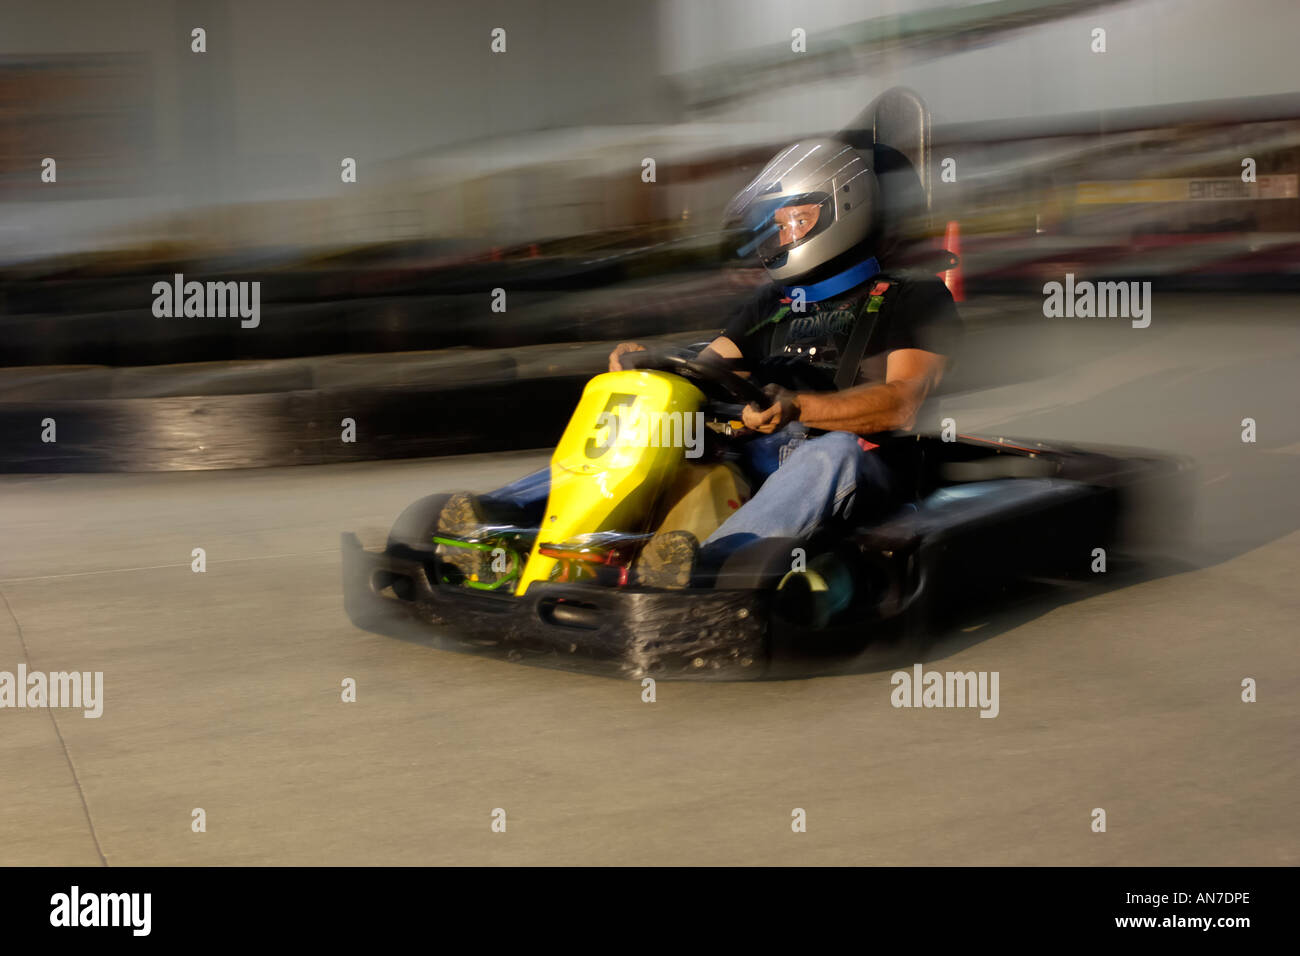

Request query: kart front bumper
[{"left": 341, "top": 532, "right": 769, "bottom": 680}]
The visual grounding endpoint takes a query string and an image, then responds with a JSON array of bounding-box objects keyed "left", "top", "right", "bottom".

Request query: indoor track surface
[{"left": 3, "top": 296, "right": 1297, "bottom": 865}]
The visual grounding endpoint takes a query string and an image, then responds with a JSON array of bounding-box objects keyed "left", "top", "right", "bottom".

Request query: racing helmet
[{"left": 724, "top": 138, "right": 879, "bottom": 283}]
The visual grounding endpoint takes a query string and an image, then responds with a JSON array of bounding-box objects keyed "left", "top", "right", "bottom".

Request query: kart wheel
[
  {"left": 387, "top": 493, "right": 454, "bottom": 552},
  {"left": 774, "top": 551, "right": 857, "bottom": 630},
  {"left": 712, "top": 536, "right": 803, "bottom": 592},
  {"left": 716, "top": 536, "right": 867, "bottom": 629}
]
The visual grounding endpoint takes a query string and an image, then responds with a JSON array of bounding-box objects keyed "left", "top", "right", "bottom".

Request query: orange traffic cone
[{"left": 942, "top": 220, "right": 965, "bottom": 302}]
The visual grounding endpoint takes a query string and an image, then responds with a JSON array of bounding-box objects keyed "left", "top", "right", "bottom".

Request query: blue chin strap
[{"left": 784, "top": 256, "right": 880, "bottom": 303}]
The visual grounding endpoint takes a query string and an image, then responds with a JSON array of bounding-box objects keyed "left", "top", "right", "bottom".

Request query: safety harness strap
[{"left": 833, "top": 279, "right": 890, "bottom": 390}]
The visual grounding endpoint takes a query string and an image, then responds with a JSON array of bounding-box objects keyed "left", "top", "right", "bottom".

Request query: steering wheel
[{"left": 622, "top": 348, "right": 768, "bottom": 408}]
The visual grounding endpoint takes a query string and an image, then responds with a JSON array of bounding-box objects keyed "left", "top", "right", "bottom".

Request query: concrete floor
[{"left": 1, "top": 296, "right": 1296, "bottom": 865}]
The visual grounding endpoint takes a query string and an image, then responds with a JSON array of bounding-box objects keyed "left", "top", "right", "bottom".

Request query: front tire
[{"left": 387, "top": 493, "right": 454, "bottom": 552}]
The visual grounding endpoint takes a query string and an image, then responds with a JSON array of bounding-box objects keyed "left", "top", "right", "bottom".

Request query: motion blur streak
[{"left": 0, "top": 0, "right": 1296, "bottom": 865}]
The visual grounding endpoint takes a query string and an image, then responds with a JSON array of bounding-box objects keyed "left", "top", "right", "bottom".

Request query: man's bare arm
[
  {"left": 609, "top": 335, "right": 743, "bottom": 372},
  {"left": 794, "top": 348, "right": 948, "bottom": 433}
]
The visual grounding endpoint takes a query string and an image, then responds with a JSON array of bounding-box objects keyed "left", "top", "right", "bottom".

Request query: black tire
[
  {"left": 386, "top": 492, "right": 454, "bottom": 553},
  {"left": 716, "top": 535, "right": 870, "bottom": 628},
  {"left": 713, "top": 536, "right": 805, "bottom": 591}
]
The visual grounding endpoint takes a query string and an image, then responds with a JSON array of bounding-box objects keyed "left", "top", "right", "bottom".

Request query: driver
[
  {"left": 437, "top": 137, "right": 961, "bottom": 588},
  {"left": 613, "top": 137, "right": 962, "bottom": 586}
]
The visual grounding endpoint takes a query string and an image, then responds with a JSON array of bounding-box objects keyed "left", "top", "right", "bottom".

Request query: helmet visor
[{"left": 732, "top": 192, "right": 835, "bottom": 262}]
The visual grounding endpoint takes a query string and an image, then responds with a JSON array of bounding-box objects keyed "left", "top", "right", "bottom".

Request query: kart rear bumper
[{"left": 341, "top": 532, "right": 768, "bottom": 680}]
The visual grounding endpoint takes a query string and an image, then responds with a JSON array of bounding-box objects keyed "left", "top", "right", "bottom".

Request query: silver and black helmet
[{"left": 724, "top": 138, "right": 879, "bottom": 282}]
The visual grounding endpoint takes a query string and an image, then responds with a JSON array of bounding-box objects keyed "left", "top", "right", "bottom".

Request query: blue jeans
[
  {"left": 698, "top": 426, "right": 894, "bottom": 564},
  {"left": 483, "top": 425, "right": 895, "bottom": 563}
]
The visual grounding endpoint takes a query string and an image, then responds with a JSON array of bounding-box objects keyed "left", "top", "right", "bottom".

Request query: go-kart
[{"left": 341, "top": 347, "right": 1194, "bottom": 680}]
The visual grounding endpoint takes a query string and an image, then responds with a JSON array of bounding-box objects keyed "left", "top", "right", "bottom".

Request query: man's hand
[
  {"left": 742, "top": 383, "right": 801, "bottom": 434},
  {"left": 608, "top": 342, "right": 647, "bottom": 372}
]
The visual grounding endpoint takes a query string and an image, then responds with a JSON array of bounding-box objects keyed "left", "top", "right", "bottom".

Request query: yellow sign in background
[{"left": 1077, "top": 176, "right": 1299, "bottom": 204}]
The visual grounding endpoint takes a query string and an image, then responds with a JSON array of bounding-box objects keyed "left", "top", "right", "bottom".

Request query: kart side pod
[{"left": 514, "top": 370, "right": 705, "bottom": 594}]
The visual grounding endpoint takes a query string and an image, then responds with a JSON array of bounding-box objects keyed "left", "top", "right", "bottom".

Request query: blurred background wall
[
  {"left": 3, "top": 0, "right": 1298, "bottom": 262},
  {"left": 0, "top": 0, "right": 675, "bottom": 257},
  {"left": 2, "top": 0, "right": 1298, "bottom": 469},
  {"left": 663, "top": 0, "right": 1300, "bottom": 125}
]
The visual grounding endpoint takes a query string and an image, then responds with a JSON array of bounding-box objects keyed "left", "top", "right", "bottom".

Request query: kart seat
[{"left": 838, "top": 86, "right": 936, "bottom": 262}]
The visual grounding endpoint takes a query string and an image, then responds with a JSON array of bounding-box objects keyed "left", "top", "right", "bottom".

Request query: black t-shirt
[{"left": 720, "top": 271, "right": 963, "bottom": 390}]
